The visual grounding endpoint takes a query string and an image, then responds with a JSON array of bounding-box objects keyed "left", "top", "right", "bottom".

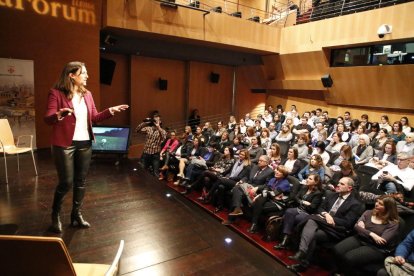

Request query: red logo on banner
[{"left": 7, "top": 66, "right": 15, "bottom": 74}]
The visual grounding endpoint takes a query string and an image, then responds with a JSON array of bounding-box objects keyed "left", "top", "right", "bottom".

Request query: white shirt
[
  {"left": 284, "top": 159, "right": 296, "bottom": 173},
  {"left": 72, "top": 94, "right": 90, "bottom": 141},
  {"left": 372, "top": 164, "right": 414, "bottom": 191}
]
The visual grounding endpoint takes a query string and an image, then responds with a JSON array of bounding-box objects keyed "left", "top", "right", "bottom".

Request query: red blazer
[{"left": 44, "top": 88, "right": 113, "bottom": 147}]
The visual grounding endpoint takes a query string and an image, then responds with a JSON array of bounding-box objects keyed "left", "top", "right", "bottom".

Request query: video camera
[{"left": 143, "top": 117, "right": 155, "bottom": 126}]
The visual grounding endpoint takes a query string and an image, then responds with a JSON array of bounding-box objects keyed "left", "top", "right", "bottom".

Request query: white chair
[
  {"left": 0, "top": 235, "right": 125, "bottom": 276},
  {"left": 0, "top": 119, "right": 38, "bottom": 183}
]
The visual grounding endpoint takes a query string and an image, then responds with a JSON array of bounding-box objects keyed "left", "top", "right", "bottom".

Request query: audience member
[
  {"left": 333, "top": 196, "right": 399, "bottom": 275},
  {"left": 287, "top": 177, "right": 361, "bottom": 273},
  {"left": 275, "top": 173, "right": 323, "bottom": 250}
]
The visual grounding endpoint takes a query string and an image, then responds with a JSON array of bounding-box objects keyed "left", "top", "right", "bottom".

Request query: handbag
[
  {"left": 190, "top": 157, "right": 207, "bottom": 169},
  {"left": 263, "top": 215, "right": 283, "bottom": 242}
]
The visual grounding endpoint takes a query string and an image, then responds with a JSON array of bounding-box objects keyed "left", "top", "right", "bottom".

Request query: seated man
[
  {"left": 379, "top": 229, "right": 414, "bottom": 276},
  {"left": 396, "top": 132, "right": 414, "bottom": 156},
  {"left": 287, "top": 177, "right": 362, "bottom": 273},
  {"left": 223, "top": 155, "right": 273, "bottom": 224},
  {"left": 371, "top": 153, "right": 414, "bottom": 195}
]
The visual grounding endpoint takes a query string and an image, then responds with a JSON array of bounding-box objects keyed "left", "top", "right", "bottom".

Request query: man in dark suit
[
  {"left": 223, "top": 155, "right": 273, "bottom": 223},
  {"left": 287, "top": 177, "right": 363, "bottom": 273}
]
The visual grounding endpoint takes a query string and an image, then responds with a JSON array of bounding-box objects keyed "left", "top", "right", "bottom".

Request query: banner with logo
[{"left": 0, "top": 58, "right": 36, "bottom": 148}]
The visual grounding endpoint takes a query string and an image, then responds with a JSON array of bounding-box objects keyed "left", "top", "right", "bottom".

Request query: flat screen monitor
[{"left": 92, "top": 126, "right": 130, "bottom": 154}]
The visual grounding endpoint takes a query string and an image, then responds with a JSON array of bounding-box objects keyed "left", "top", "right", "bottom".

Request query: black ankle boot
[
  {"left": 247, "top": 223, "right": 258, "bottom": 234},
  {"left": 288, "top": 250, "right": 306, "bottom": 261},
  {"left": 50, "top": 212, "right": 62, "bottom": 233},
  {"left": 274, "top": 235, "right": 290, "bottom": 250},
  {"left": 71, "top": 187, "right": 90, "bottom": 228},
  {"left": 70, "top": 212, "right": 90, "bottom": 228}
]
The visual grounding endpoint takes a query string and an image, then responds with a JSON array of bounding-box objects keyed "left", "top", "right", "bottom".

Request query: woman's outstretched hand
[{"left": 110, "top": 105, "right": 129, "bottom": 113}]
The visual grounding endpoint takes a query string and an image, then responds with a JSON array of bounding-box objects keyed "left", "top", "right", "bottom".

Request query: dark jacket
[
  {"left": 295, "top": 186, "right": 323, "bottom": 214},
  {"left": 242, "top": 165, "right": 273, "bottom": 186}
]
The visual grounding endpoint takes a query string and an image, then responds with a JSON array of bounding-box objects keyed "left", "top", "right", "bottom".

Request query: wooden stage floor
[{"left": 0, "top": 150, "right": 294, "bottom": 275}]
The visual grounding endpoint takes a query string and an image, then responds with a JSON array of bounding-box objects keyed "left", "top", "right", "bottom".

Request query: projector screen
[{"left": 92, "top": 126, "right": 130, "bottom": 154}]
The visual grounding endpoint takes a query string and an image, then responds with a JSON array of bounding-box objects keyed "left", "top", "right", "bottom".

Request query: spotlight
[
  {"left": 224, "top": 238, "right": 232, "bottom": 244},
  {"left": 166, "top": 193, "right": 172, "bottom": 198},
  {"left": 133, "top": 168, "right": 137, "bottom": 171},
  {"left": 189, "top": 1, "right": 200, "bottom": 8},
  {"left": 212, "top": 6, "right": 222, "bottom": 13},
  {"left": 248, "top": 16, "right": 260, "bottom": 23},
  {"left": 230, "top": 11, "right": 242, "bottom": 18}
]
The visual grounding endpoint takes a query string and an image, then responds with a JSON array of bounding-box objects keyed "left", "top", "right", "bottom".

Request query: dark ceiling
[{"left": 100, "top": 28, "right": 266, "bottom": 66}]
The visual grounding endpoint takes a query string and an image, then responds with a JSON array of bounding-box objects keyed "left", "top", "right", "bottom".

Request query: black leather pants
[{"left": 51, "top": 141, "right": 92, "bottom": 213}]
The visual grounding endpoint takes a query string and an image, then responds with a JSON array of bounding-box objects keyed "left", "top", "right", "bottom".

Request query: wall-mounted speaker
[
  {"left": 321, "top": 74, "right": 333, "bottom": 88},
  {"left": 251, "top": 89, "right": 266, "bottom": 94},
  {"left": 210, "top": 72, "right": 220, "bottom": 83},
  {"left": 158, "top": 78, "right": 168, "bottom": 90},
  {"left": 100, "top": 58, "right": 116, "bottom": 85}
]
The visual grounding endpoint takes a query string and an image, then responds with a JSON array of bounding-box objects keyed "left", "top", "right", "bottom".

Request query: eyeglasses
[{"left": 398, "top": 158, "right": 408, "bottom": 161}]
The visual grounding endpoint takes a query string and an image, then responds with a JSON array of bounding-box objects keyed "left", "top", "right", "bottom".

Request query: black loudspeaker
[
  {"left": 251, "top": 89, "right": 266, "bottom": 94},
  {"left": 321, "top": 74, "right": 333, "bottom": 88},
  {"left": 158, "top": 78, "right": 168, "bottom": 90},
  {"left": 100, "top": 58, "right": 116, "bottom": 85},
  {"left": 210, "top": 72, "right": 220, "bottom": 83}
]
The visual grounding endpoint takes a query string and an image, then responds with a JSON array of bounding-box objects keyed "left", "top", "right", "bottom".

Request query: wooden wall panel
[
  {"left": 327, "top": 65, "right": 414, "bottom": 109},
  {"left": 130, "top": 56, "right": 186, "bottom": 132},
  {"left": 188, "top": 62, "right": 233, "bottom": 121},
  {"left": 235, "top": 67, "right": 267, "bottom": 119},
  {"left": 100, "top": 53, "right": 130, "bottom": 126},
  {"left": 105, "top": 0, "right": 280, "bottom": 54},
  {"left": 280, "top": 2, "right": 414, "bottom": 54},
  {"left": 0, "top": 0, "right": 102, "bottom": 149}
]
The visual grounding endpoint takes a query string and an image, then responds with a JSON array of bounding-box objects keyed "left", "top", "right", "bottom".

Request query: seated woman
[
  {"left": 379, "top": 115, "right": 392, "bottom": 132},
  {"left": 310, "top": 122, "right": 326, "bottom": 145},
  {"left": 226, "top": 115, "right": 237, "bottom": 134},
  {"left": 181, "top": 142, "right": 222, "bottom": 186},
  {"left": 248, "top": 136, "right": 265, "bottom": 164},
  {"left": 327, "top": 123, "right": 351, "bottom": 144},
  {"left": 239, "top": 118, "right": 247, "bottom": 135},
  {"left": 274, "top": 173, "right": 323, "bottom": 250},
  {"left": 159, "top": 130, "right": 180, "bottom": 180},
  {"left": 333, "top": 196, "right": 400, "bottom": 276},
  {"left": 329, "top": 144, "right": 355, "bottom": 168},
  {"left": 390, "top": 121, "right": 406, "bottom": 144},
  {"left": 298, "top": 154, "right": 325, "bottom": 183},
  {"left": 400, "top": 116, "right": 412, "bottom": 135},
  {"left": 247, "top": 165, "right": 291, "bottom": 233},
  {"left": 174, "top": 137, "right": 203, "bottom": 183},
  {"left": 243, "top": 126, "right": 256, "bottom": 147},
  {"left": 293, "top": 133, "right": 310, "bottom": 161},
  {"left": 371, "top": 128, "right": 389, "bottom": 153},
  {"left": 326, "top": 160, "right": 358, "bottom": 195},
  {"left": 193, "top": 126, "right": 206, "bottom": 146},
  {"left": 260, "top": 128, "right": 272, "bottom": 151},
  {"left": 190, "top": 146, "right": 235, "bottom": 198},
  {"left": 212, "top": 121, "right": 227, "bottom": 143},
  {"left": 275, "top": 124, "right": 293, "bottom": 143},
  {"left": 367, "top": 122, "right": 380, "bottom": 140},
  {"left": 180, "top": 125, "right": 193, "bottom": 142},
  {"left": 352, "top": 134, "right": 374, "bottom": 168},
  {"left": 368, "top": 141, "right": 397, "bottom": 170},
  {"left": 268, "top": 143, "right": 282, "bottom": 169},
  {"left": 326, "top": 132, "right": 347, "bottom": 154},
  {"left": 349, "top": 124, "right": 366, "bottom": 149},
  {"left": 209, "top": 149, "right": 251, "bottom": 211},
  {"left": 283, "top": 147, "right": 303, "bottom": 178},
  {"left": 311, "top": 141, "right": 330, "bottom": 165}
]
